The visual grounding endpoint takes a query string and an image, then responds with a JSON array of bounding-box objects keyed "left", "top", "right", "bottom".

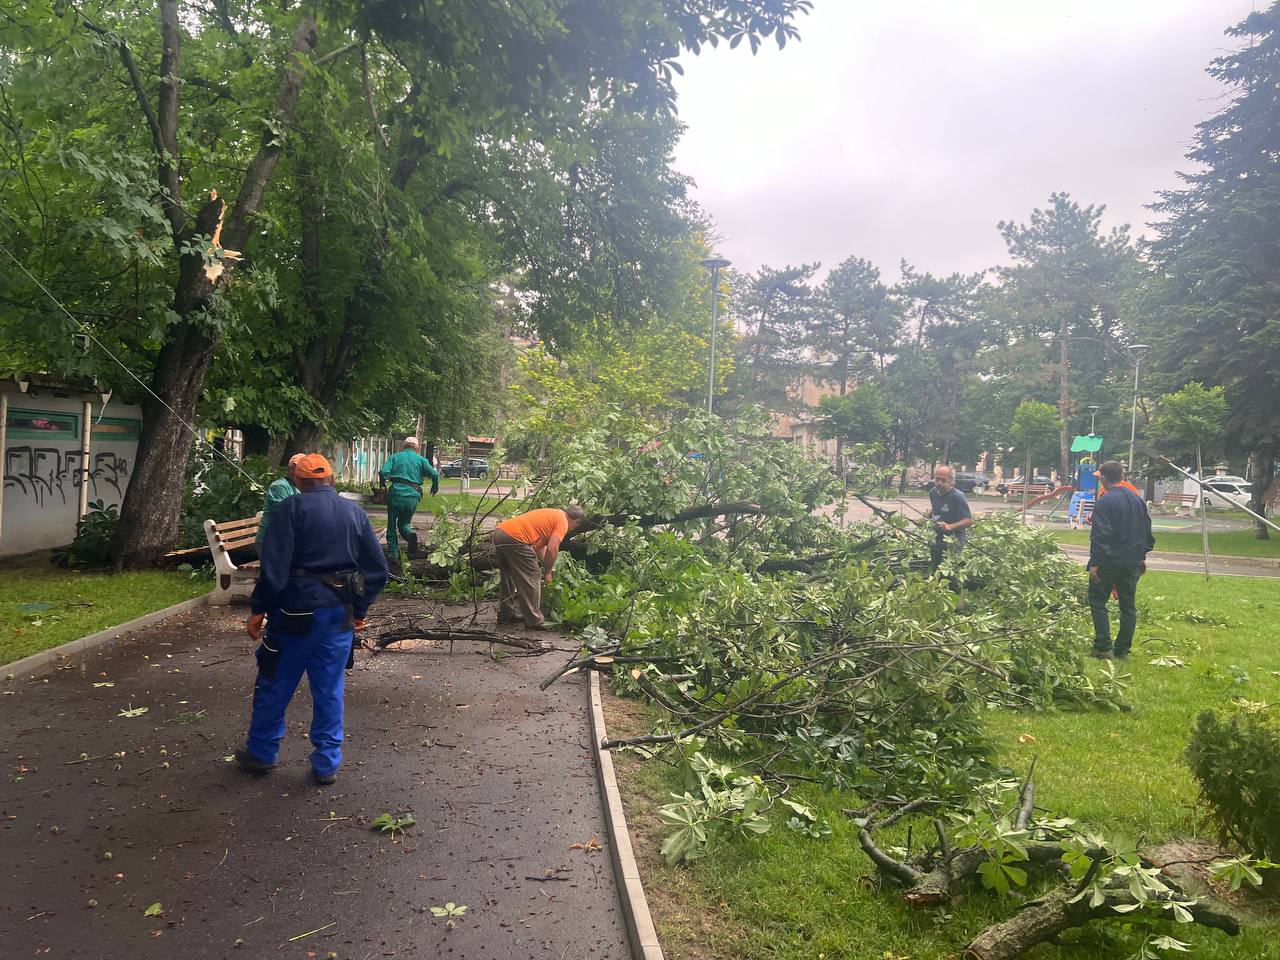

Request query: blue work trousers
[{"left": 245, "top": 605, "right": 352, "bottom": 777}]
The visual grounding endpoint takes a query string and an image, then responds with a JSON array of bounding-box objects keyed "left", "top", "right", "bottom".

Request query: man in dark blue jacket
[
  {"left": 235, "top": 454, "right": 389, "bottom": 784},
  {"left": 1087, "top": 460, "right": 1155, "bottom": 660}
]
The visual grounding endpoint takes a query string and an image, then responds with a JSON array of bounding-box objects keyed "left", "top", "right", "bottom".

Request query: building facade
[{"left": 1, "top": 378, "right": 142, "bottom": 557}]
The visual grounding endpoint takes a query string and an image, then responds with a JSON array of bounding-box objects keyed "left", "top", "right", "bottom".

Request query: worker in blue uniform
[{"left": 235, "top": 454, "right": 389, "bottom": 785}]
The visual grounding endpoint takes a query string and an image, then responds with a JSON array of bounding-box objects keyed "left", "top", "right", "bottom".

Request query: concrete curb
[
  {"left": 4, "top": 594, "right": 209, "bottom": 679},
  {"left": 588, "top": 670, "right": 665, "bottom": 960}
]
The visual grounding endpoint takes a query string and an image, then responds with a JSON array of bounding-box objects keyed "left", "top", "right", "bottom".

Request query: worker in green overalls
[{"left": 378, "top": 437, "right": 440, "bottom": 563}]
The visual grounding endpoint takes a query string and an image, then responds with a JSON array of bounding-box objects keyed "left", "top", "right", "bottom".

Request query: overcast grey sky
[{"left": 673, "top": 0, "right": 1258, "bottom": 280}]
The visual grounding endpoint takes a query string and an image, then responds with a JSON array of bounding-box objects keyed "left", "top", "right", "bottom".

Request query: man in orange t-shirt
[{"left": 492, "top": 505, "right": 587, "bottom": 629}]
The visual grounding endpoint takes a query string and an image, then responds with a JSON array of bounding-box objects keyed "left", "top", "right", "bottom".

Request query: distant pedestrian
[
  {"left": 256, "top": 453, "right": 304, "bottom": 546},
  {"left": 491, "top": 506, "right": 586, "bottom": 629},
  {"left": 378, "top": 436, "right": 440, "bottom": 563},
  {"left": 1087, "top": 460, "right": 1155, "bottom": 660},
  {"left": 237, "top": 454, "right": 389, "bottom": 784},
  {"left": 928, "top": 465, "right": 973, "bottom": 570}
]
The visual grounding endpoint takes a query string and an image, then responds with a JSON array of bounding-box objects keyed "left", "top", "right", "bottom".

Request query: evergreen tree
[{"left": 1146, "top": 2, "right": 1280, "bottom": 537}]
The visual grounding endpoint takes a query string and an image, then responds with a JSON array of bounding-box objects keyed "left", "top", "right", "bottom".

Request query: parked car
[
  {"left": 440, "top": 457, "right": 489, "bottom": 479},
  {"left": 921, "top": 471, "right": 989, "bottom": 494},
  {"left": 1200, "top": 479, "right": 1252, "bottom": 510},
  {"left": 996, "top": 475, "right": 1054, "bottom": 495}
]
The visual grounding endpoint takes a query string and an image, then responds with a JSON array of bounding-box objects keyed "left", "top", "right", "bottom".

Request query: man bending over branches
[{"left": 491, "top": 506, "right": 586, "bottom": 630}]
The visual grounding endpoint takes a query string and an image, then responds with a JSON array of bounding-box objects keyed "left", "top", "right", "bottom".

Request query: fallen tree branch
[
  {"left": 372, "top": 626, "right": 550, "bottom": 653},
  {"left": 567, "top": 501, "right": 765, "bottom": 542},
  {"left": 963, "top": 884, "right": 1239, "bottom": 960}
]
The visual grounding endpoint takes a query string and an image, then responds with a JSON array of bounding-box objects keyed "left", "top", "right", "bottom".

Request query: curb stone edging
[
  {"left": 588, "top": 670, "right": 666, "bottom": 960},
  {"left": 3, "top": 594, "right": 210, "bottom": 680}
]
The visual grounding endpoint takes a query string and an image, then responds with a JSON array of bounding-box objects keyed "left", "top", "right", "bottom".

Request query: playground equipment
[
  {"left": 1010, "top": 435, "right": 1103, "bottom": 524},
  {"left": 1067, "top": 435, "right": 1102, "bottom": 528}
]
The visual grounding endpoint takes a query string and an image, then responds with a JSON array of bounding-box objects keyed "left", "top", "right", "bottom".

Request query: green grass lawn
[
  {"left": 608, "top": 571, "right": 1280, "bottom": 960},
  {"left": 1048, "top": 528, "right": 1280, "bottom": 559},
  {"left": 361, "top": 491, "right": 521, "bottom": 522},
  {"left": 0, "top": 559, "right": 207, "bottom": 666}
]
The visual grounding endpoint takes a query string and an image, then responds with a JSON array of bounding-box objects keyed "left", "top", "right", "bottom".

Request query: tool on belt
[{"left": 278, "top": 568, "right": 367, "bottom": 668}]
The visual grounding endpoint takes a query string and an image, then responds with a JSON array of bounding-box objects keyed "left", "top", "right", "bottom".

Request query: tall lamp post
[
  {"left": 1126, "top": 344, "right": 1151, "bottom": 473},
  {"left": 700, "top": 256, "right": 731, "bottom": 414},
  {"left": 1087, "top": 404, "right": 1100, "bottom": 436}
]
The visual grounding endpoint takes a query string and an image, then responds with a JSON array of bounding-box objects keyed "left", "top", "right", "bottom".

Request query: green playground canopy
[{"left": 1070, "top": 434, "right": 1103, "bottom": 454}]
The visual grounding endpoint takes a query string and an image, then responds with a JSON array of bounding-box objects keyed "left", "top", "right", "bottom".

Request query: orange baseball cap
[{"left": 295, "top": 453, "right": 333, "bottom": 478}]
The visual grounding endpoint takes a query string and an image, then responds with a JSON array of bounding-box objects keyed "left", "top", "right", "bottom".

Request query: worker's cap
[
  {"left": 295, "top": 453, "right": 333, "bottom": 478},
  {"left": 1097, "top": 460, "right": 1124, "bottom": 482},
  {"left": 287, "top": 453, "right": 306, "bottom": 466},
  {"left": 404, "top": 436, "right": 420, "bottom": 448}
]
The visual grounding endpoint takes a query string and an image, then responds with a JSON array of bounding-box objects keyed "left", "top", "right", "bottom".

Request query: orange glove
[{"left": 246, "top": 613, "right": 265, "bottom": 642}]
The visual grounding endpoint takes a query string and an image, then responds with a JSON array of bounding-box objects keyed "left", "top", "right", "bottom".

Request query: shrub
[
  {"left": 176, "top": 452, "right": 278, "bottom": 548},
  {"left": 1185, "top": 703, "right": 1280, "bottom": 869},
  {"left": 53, "top": 500, "right": 120, "bottom": 568}
]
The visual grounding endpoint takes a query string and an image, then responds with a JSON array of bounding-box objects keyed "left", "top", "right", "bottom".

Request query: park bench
[
  {"left": 203, "top": 514, "right": 261, "bottom": 606},
  {"left": 1001, "top": 482, "right": 1054, "bottom": 502},
  {"left": 1162, "top": 492, "right": 1197, "bottom": 516},
  {"left": 1069, "top": 496, "right": 1096, "bottom": 530}
]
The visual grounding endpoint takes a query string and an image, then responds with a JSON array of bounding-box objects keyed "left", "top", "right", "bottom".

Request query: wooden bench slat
[
  {"left": 213, "top": 515, "right": 260, "bottom": 533},
  {"left": 221, "top": 534, "right": 259, "bottom": 553}
]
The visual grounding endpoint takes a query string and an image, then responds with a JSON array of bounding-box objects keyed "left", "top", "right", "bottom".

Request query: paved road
[
  {"left": 1, "top": 601, "right": 629, "bottom": 959},
  {"left": 1058, "top": 544, "right": 1280, "bottom": 578},
  {"left": 824, "top": 494, "right": 1280, "bottom": 578}
]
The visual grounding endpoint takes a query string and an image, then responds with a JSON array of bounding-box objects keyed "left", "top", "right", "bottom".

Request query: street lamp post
[
  {"left": 1087, "top": 404, "right": 1100, "bottom": 436},
  {"left": 1126, "top": 344, "right": 1151, "bottom": 473},
  {"left": 700, "top": 256, "right": 731, "bottom": 414}
]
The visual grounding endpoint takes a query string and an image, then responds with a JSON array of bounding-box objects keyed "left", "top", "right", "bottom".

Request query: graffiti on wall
[{"left": 3, "top": 446, "right": 131, "bottom": 507}]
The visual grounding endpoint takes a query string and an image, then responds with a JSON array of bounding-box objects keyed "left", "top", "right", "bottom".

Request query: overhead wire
[{"left": 0, "top": 241, "right": 262, "bottom": 488}]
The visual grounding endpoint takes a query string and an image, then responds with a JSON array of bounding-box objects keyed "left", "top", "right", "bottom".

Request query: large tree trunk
[
  {"left": 1249, "top": 446, "right": 1274, "bottom": 540},
  {"left": 116, "top": 323, "right": 220, "bottom": 568},
  {"left": 282, "top": 424, "right": 323, "bottom": 462},
  {"left": 114, "top": 194, "right": 228, "bottom": 569},
  {"left": 112, "top": 16, "right": 319, "bottom": 568}
]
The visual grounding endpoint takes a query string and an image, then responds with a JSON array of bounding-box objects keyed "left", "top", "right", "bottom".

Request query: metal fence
[{"left": 329, "top": 436, "right": 395, "bottom": 485}]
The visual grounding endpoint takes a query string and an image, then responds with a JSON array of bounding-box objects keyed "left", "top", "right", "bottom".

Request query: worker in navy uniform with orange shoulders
[
  {"left": 235, "top": 454, "right": 388, "bottom": 785},
  {"left": 1087, "top": 460, "right": 1155, "bottom": 660}
]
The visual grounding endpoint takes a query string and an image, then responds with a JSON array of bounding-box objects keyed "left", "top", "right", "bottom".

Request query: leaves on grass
[{"left": 1148, "top": 656, "right": 1187, "bottom": 668}]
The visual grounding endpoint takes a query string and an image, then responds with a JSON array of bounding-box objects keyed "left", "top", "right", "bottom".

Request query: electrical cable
[{"left": 0, "top": 241, "right": 262, "bottom": 488}]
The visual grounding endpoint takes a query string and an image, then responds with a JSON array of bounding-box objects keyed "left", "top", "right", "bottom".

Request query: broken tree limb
[
  {"left": 536, "top": 650, "right": 680, "bottom": 692},
  {"left": 372, "top": 626, "right": 549, "bottom": 653},
  {"left": 963, "top": 884, "right": 1239, "bottom": 960},
  {"left": 566, "top": 501, "right": 765, "bottom": 542},
  {"left": 1014, "top": 757, "right": 1038, "bottom": 829},
  {"left": 859, "top": 765, "right": 1043, "bottom": 908}
]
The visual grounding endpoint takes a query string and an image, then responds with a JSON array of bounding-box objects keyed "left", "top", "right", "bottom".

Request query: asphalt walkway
[{"left": 0, "top": 600, "right": 629, "bottom": 959}]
